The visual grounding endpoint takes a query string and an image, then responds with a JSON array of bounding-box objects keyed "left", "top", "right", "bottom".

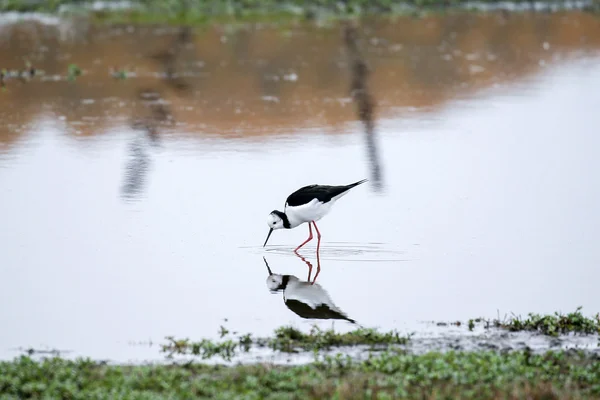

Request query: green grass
[
  {"left": 1, "top": 350, "right": 599, "bottom": 399},
  {"left": 465, "top": 307, "right": 600, "bottom": 337},
  {"left": 499, "top": 307, "right": 600, "bottom": 336},
  {"left": 2, "top": 310, "right": 599, "bottom": 398},
  {"left": 1, "top": 0, "right": 598, "bottom": 23},
  {"left": 162, "top": 325, "right": 411, "bottom": 360},
  {"left": 162, "top": 308, "right": 599, "bottom": 361}
]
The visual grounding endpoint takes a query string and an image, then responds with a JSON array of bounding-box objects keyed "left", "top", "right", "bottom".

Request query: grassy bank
[
  {"left": 0, "top": 0, "right": 525, "bottom": 13},
  {"left": 490, "top": 307, "right": 600, "bottom": 336},
  {"left": 1, "top": 0, "right": 599, "bottom": 24},
  {"left": 162, "top": 326, "right": 411, "bottom": 360},
  {"left": 2, "top": 309, "right": 598, "bottom": 398},
  {"left": 160, "top": 308, "right": 600, "bottom": 360},
  {"left": 1, "top": 350, "right": 599, "bottom": 399},
  {"left": 456, "top": 307, "right": 600, "bottom": 336}
]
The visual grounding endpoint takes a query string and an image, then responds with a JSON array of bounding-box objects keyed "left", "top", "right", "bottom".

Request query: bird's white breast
[
  {"left": 285, "top": 199, "right": 333, "bottom": 227},
  {"left": 283, "top": 281, "right": 338, "bottom": 310}
]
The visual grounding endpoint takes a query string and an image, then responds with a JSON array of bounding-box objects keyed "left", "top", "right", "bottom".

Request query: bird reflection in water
[{"left": 263, "top": 255, "right": 356, "bottom": 324}]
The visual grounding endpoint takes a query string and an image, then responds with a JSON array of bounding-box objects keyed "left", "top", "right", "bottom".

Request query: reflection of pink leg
[
  {"left": 294, "top": 223, "right": 313, "bottom": 253},
  {"left": 311, "top": 245, "right": 321, "bottom": 284},
  {"left": 294, "top": 252, "right": 314, "bottom": 281},
  {"left": 312, "top": 221, "right": 322, "bottom": 254}
]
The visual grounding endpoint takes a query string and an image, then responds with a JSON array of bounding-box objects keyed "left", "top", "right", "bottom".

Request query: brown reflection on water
[{"left": 1, "top": 12, "right": 600, "bottom": 151}]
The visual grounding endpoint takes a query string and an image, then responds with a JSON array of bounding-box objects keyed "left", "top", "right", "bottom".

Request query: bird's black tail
[{"left": 348, "top": 179, "right": 368, "bottom": 189}]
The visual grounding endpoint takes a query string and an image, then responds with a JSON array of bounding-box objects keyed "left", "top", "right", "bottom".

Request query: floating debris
[
  {"left": 283, "top": 72, "right": 298, "bottom": 81},
  {"left": 109, "top": 66, "right": 136, "bottom": 80},
  {"left": 261, "top": 95, "right": 280, "bottom": 103}
]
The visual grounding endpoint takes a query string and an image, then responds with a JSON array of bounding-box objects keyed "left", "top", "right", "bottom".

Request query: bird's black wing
[
  {"left": 284, "top": 299, "right": 356, "bottom": 323},
  {"left": 286, "top": 182, "right": 361, "bottom": 207}
]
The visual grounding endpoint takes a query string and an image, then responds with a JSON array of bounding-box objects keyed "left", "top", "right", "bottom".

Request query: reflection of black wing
[
  {"left": 284, "top": 299, "right": 355, "bottom": 323},
  {"left": 286, "top": 180, "right": 366, "bottom": 207}
]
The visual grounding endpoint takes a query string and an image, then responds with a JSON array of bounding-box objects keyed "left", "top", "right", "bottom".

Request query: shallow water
[{"left": 1, "top": 12, "right": 599, "bottom": 363}]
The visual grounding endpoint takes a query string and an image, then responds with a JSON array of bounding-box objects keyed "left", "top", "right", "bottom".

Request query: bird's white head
[
  {"left": 263, "top": 210, "right": 287, "bottom": 247},
  {"left": 266, "top": 212, "right": 285, "bottom": 230},
  {"left": 263, "top": 257, "right": 286, "bottom": 293},
  {"left": 266, "top": 274, "right": 285, "bottom": 292}
]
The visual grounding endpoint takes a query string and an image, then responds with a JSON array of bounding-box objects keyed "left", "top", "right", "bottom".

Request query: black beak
[
  {"left": 263, "top": 228, "right": 273, "bottom": 247},
  {"left": 263, "top": 257, "right": 273, "bottom": 275}
]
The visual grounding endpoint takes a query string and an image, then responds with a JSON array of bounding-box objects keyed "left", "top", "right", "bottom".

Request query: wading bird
[
  {"left": 263, "top": 257, "right": 356, "bottom": 324},
  {"left": 263, "top": 179, "right": 367, "bottom": 252}
]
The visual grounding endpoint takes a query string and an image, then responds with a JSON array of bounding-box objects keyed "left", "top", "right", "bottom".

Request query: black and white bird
[
  {"left": 263, "top": 257, "right": 356, "bottom": 324},
  {"left": 263, "top": 179, "right": 368, "bottom": 252}
]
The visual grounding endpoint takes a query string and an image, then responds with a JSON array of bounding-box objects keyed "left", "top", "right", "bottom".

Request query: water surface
[{"left": 0, "top": 12, "right": 599, "bottom": 363}]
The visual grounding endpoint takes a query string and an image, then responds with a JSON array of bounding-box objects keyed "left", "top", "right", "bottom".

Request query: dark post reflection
[
  {"left": 343, "top": 22, "right": 384, "bottom": 193},
  {"left": 120, "top": 134, "right": 151, "bottom": 201},
  {"left": 150, "top": 26, "right": 194, "bottom": 94},
  {"left": 120, "top": 25, "right": 195, "bottom": 201}
]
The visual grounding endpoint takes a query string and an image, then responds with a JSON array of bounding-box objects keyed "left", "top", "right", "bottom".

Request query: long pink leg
[
  {"left": 312, "top": 221, "right": 322, "bottom": 254},
  {"left": 294, "top": 223, "right": 313, "bottom": 253}
]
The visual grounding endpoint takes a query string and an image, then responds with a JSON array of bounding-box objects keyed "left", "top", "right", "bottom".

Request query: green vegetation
[
  {"left": 162, "top": 325, "right": 411, "bottom": 360},
  {"left": 0, "top": 69, "right": 6, "bottom": 92},
  {"left": 2, "top": 310, "right": 598, "bottom": 398},
  {"left": 498, "top": 307, "right": 600, "bottom": 336},
  {"left": 1, "top": 0, "right": 599, "bottom": 23},
  {"left": 162, "top": 308, "right": 599, "bottom": 361},
  {"left": 464, "top": 307, "right": 600, "bottom": 337},
  {"left": 4, "top": 0, "right": 426, "bottom": 14},
  {"left": 0, "top": 60, "right": 37, "bottom": 90},
  {"left": 1, "top": 350, "right": 599, "bottom": 399},
  {"left": 2, "top": 309, "right": 599, "bottom": 398},
  {"left": 110, "top": 67, "right": 130, "bottom": 80},
  {"left": 67, "top": 64, "right": 81, "bottom": 81}
]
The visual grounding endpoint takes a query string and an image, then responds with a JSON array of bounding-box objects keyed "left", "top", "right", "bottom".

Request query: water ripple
[{"left": 242, "top": 242, "right": 410, "bottom": 262}]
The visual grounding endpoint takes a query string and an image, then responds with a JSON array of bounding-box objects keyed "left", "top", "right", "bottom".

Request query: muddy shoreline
[{"left": 12, "top": 309, "right": 600, "bottom": 365}]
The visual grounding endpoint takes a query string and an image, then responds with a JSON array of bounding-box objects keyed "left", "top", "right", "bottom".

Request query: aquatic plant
[
  {"left": 0, "top": 60, "right": 37, "bottom": 89},
  {"left": 162, "top": 336, "right": 240, "bottom": 360},
  {"left": 458, "top": 307, "right": 600, "bottom": 337},
  {"left": 270, "top": 325, "right": 411, "bottom": 352},
  {"left": 161, "top": 325, "right": 411, "bottom": 359},
  {"left": 497, "top": 307, "right": 600, "bottom": 337},
  {"left": 67, "top": 64, "right": 81, "bottom": 81},
  {"left": 0, "top": 69, "right": 6, "bottom": 92},
  {"left": 468, "top": 318, "right": 475, "bottom": 331},
  {"left": 111, "top": 69, "right": 128, "bottom": 80},
  {"left": 110, "top": 66, "right": 134, "bottom": 80}
]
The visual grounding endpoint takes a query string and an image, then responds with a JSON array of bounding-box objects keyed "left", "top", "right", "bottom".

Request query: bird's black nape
[
  {"left": 263, "top": 210, "right": 291, "bottom": 247},
  {"left": 271, "top": 210, "right": 290, "bottom": 229},
  {"left": 264, "top": 257, "right": 291, "bottom": 291}
]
